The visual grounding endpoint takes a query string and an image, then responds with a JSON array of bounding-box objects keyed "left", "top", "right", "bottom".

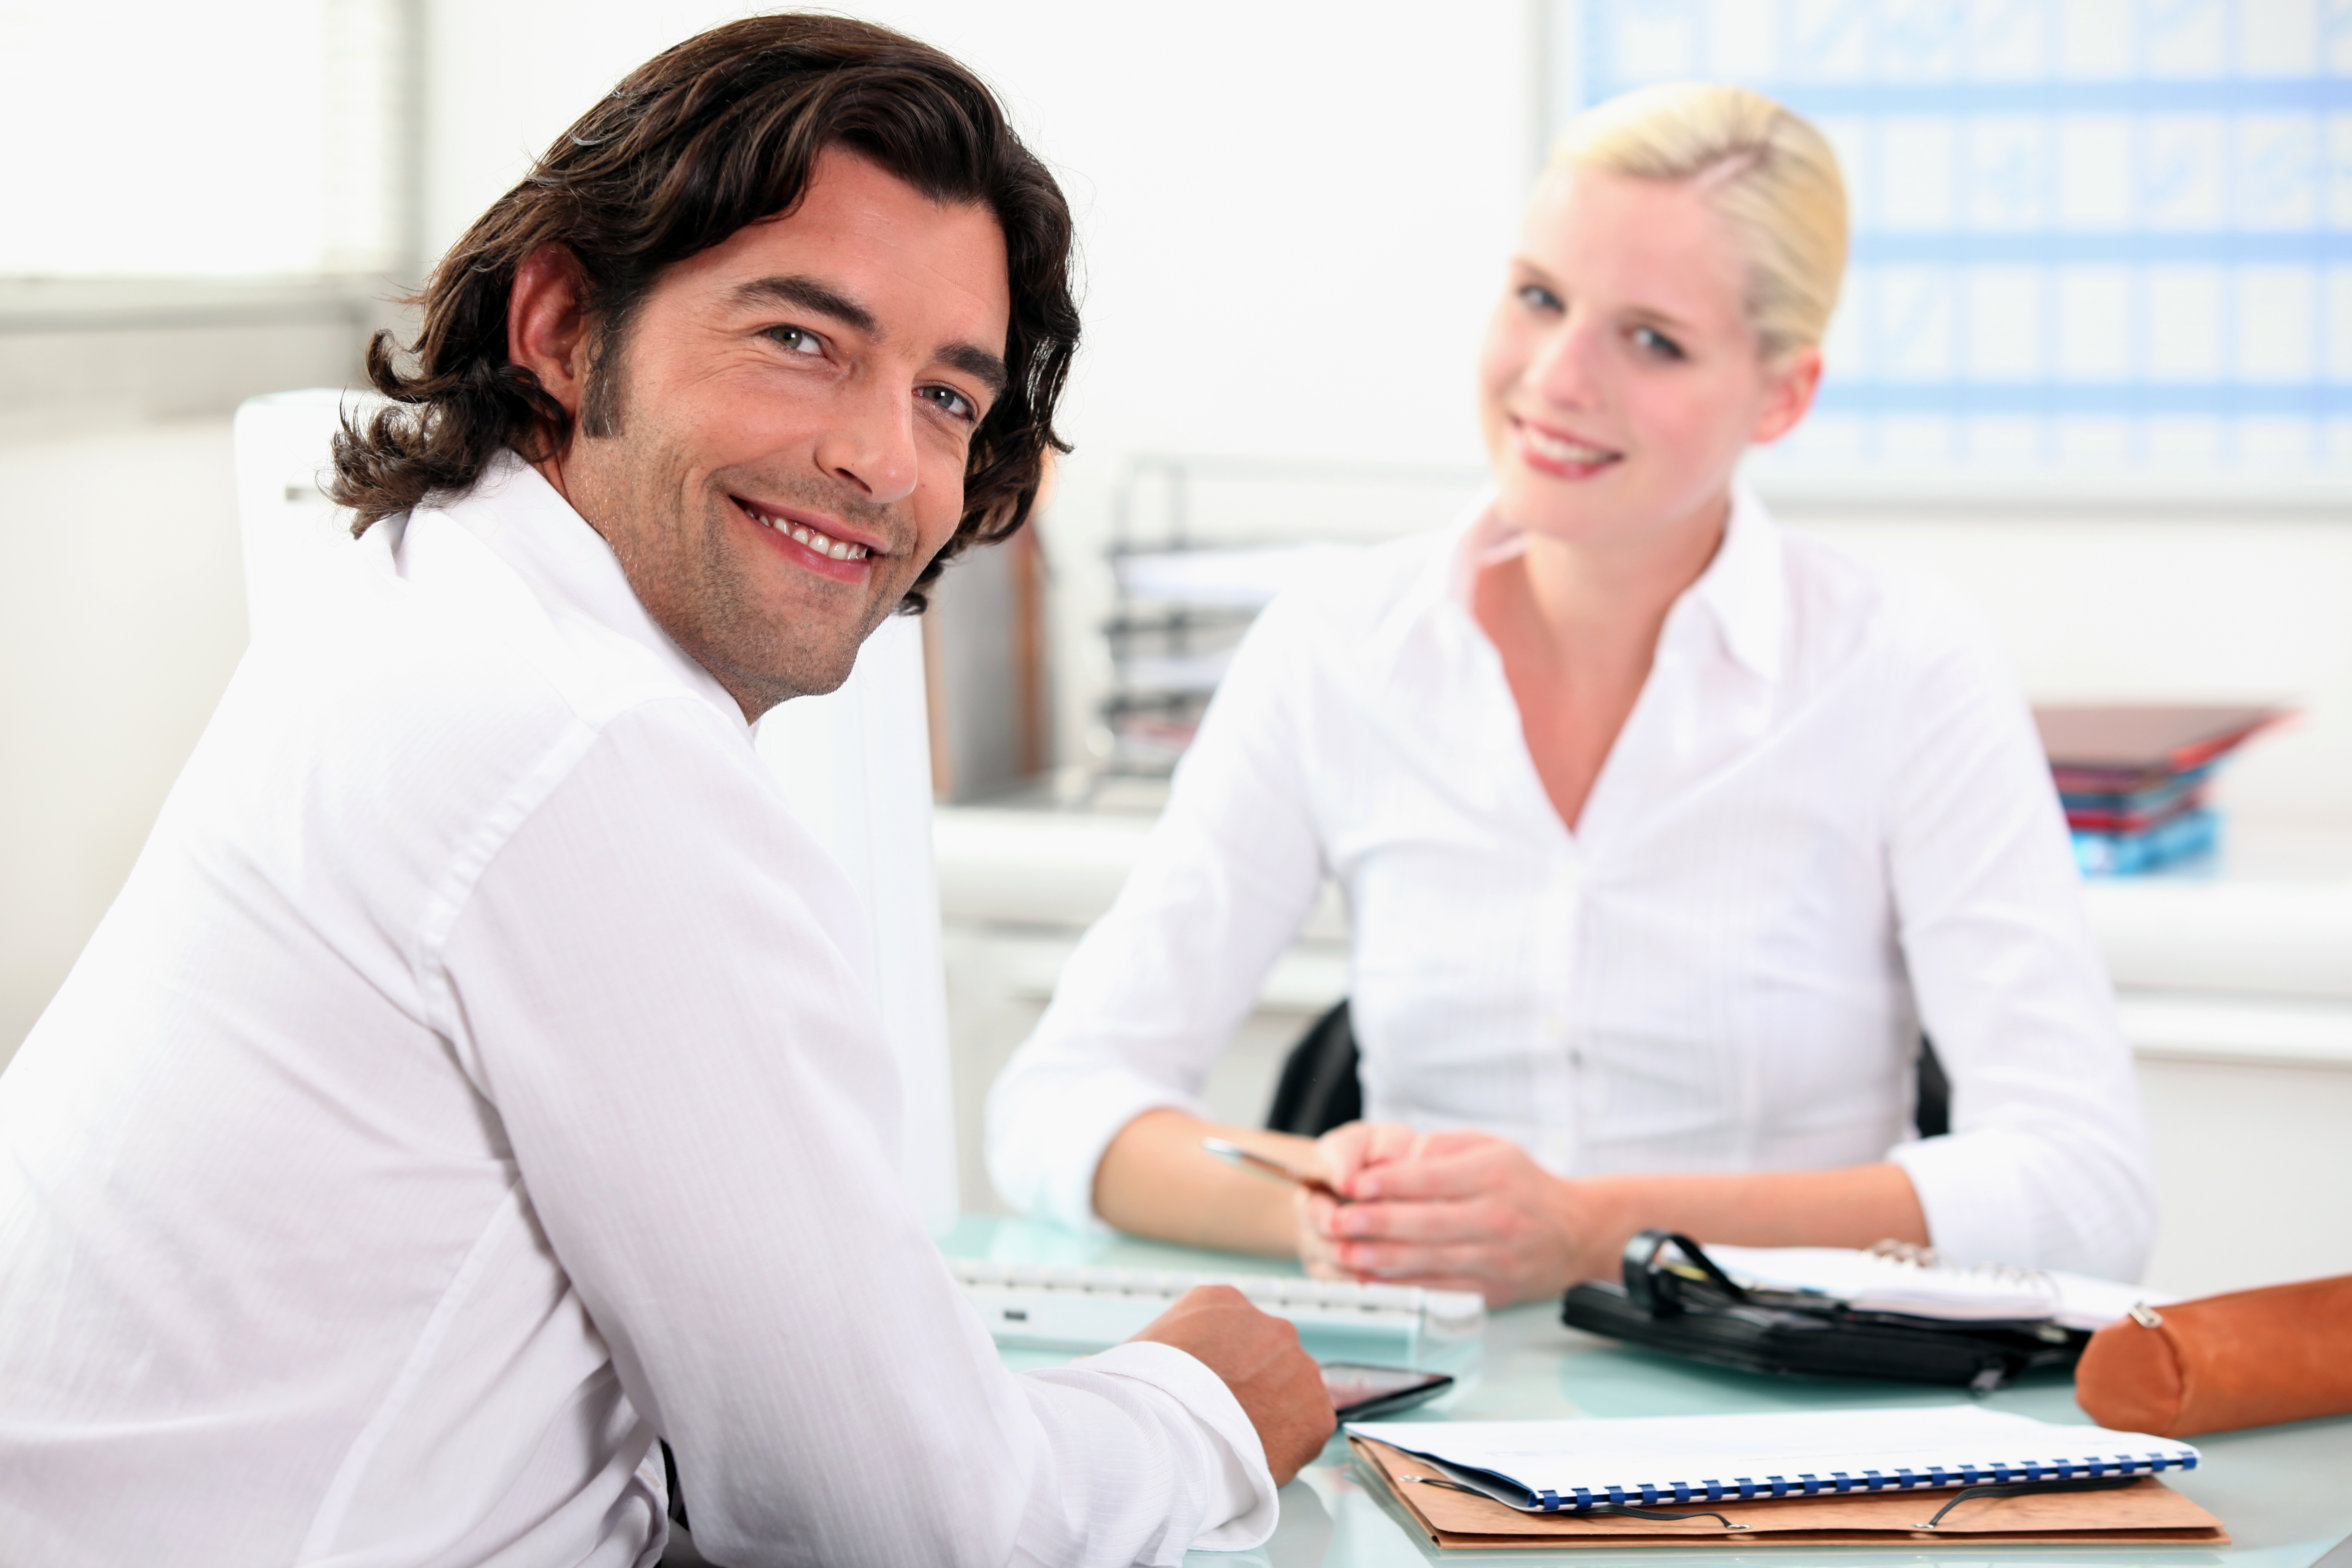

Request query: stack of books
[{"left": 2032, "top": 705, "right": 2287, "bottom": 876}]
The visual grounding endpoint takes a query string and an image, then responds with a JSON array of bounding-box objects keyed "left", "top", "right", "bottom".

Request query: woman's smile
[{"left": 1510, "top": 416, "right": 1622, "bottom": 480}]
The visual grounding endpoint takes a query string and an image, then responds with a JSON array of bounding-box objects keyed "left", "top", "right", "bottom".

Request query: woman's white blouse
[{"left": 988, "top": 488, "right": 2158, "bottom": 1281}]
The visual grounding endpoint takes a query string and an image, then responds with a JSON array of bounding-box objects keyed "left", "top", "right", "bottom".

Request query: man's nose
[{"left": 812, "top": 377, "right": 919, "bottom": 507}]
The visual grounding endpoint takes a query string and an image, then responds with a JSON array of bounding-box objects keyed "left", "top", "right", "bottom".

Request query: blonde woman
[{"left": 988, "top": 84, "right": 2155, "bottom": 1305}]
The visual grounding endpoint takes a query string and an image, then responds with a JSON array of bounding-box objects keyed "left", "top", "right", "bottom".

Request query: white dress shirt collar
[
  {"left": 425, "top": 447, "right": 751, "bottom": 734},
  {"left": 1446, "top": 480, "right": 1786, "bottom": 687}
]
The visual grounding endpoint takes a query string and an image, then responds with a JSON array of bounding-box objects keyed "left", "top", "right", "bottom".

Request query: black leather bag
[{"left": 1560, "top": 1231, "right": 2087, "bottom": 1393}]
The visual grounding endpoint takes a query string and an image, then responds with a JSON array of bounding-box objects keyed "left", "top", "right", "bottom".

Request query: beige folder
[{"left": 1349, "top": 1436, "right": 2230, "bottom": 1549}]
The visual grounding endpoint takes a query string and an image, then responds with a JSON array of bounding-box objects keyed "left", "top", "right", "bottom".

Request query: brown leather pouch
[{"left": 2075, "top": 1274, "right": 2352, "bottom": 1437}]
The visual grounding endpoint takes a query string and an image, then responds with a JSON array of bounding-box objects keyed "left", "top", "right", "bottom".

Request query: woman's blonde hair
[{"left": 1550, "top": 82, "right": 1847, "bottom": 361}]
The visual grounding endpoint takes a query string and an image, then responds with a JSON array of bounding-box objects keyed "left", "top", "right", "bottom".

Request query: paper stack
[
  {"left": 2032, "top": 705, "right": 2287, "bottom": 876},
  {"left": 1697, "top": 1244, "right": 2165, "bottom": 1331}
]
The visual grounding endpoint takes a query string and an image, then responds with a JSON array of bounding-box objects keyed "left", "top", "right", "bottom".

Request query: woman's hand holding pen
[
  {"left": 1294, "top": 1127, "right": 1936, "bottom": 1307},
  {"left": 1293, "top": 1123, "right": 1624, "bottom": 1307}
]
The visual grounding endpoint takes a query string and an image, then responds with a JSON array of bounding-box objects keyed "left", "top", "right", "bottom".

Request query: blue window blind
[{"left": 1553, "top": 0, "right": 2352, "bottom": 482}]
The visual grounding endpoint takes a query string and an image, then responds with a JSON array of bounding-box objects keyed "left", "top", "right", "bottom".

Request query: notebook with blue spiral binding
[{"left": 1349, "top": 1406, "right": 2197, "bottom": 1514}]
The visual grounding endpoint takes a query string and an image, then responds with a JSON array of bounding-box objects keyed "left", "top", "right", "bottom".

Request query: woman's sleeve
[
  {"left": 1880, "top": 603, "right": 2160, "bottom": 1282},
  {"left": 987, "top": 593, "right": 1335, "bottom": 1230}
]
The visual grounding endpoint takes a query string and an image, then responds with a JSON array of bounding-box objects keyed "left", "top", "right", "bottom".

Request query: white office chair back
[{"left": 234, "top": 390, "right": 960, "bottom": 1235}]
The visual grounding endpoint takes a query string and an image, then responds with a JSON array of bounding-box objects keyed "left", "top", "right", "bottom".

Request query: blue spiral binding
[{"left": 1528, "top": 1449, "right": 2197, "bottom": 1512}]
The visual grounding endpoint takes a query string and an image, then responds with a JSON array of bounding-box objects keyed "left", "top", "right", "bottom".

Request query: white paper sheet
[{"left": 1701, "top": 1245, "right": 2171, "bottom": 1330}]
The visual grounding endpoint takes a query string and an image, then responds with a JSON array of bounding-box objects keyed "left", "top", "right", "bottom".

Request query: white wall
[
  {"left": 1782, "top": 504, "right": 2352, "bottom": 832},
  {"left": 420, "top": 2, "right": 1529, "bottom": 468},
  {"left": 0, "top": 423, "right": 249, "bottom": 1058}
]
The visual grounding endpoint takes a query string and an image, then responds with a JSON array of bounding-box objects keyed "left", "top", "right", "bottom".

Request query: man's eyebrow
[
  {"left": 939, "top": 341, "right": 1009, "bottom": 397},
  {"left": 731, "top": 275, "right": 879, "bottom": 337}
]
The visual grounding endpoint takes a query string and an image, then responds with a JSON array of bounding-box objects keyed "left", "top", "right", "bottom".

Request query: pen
[{"left": 1201, "top": 1137, "right": 1342, "bottom": 1199}]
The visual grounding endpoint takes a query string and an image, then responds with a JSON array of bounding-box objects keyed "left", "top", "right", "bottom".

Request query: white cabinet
[{"left": 2081, "top": 828, "right": 2352, "bottom": 1296}]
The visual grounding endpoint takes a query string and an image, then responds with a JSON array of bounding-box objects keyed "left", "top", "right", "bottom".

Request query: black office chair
[
  {"left": 1265, "top": 1000, "right": 1951, "bottom": 1140},
  {"left": 1264, "top": 1001, "right": 1363, "bottom": 1136},
  {"left": 658, "top": 1444, "right": 715, "bottom": 1565},
  {"left": 1914, "top": 1035, "right": 1950, "bottom": 1140}
]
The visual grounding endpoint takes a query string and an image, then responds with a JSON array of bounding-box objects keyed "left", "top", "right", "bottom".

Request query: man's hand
[
  {"left": 1293, "top": 1124, "right": 1621, "bottom": 1306},
  {"left": 1127, "top": 1285, "right": 1335, "bottom": 1485}
]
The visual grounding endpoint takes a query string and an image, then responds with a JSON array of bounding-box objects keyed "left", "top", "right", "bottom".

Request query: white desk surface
[{"left": 943, "top": 1215, "right": 2352, "bottom": 1567}]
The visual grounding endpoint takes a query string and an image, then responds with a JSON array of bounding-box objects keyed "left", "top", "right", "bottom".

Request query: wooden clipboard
[{"left": 1349, "top": 1436, "right": 2231, "bottom": 1549}]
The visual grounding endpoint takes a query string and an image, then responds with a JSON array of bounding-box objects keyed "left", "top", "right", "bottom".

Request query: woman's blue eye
[
  {"left": 1632, "top": 325, "right": 1684, "bottom": 361},
  {"left": 767, "top": 325, "right": 824, "bottom": 356},
  {"left": 920, "top": 385, "right": 977, "bottom": 422},
  {"left": 1518, "top": 283, "right": 1562, "bottom": 312}
]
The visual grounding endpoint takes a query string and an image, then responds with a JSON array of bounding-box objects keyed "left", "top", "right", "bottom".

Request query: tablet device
[{"left": 1323, "top": 1362, "right": 1453, "bottom": 1421}]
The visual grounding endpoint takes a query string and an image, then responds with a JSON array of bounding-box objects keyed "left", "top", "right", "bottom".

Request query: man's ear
[
  {"left": 1749, "top": 345, "right": 1823, "bottom": 446},
  {"left": 507, "top": 244, "right": 593, "bottom": 424}
]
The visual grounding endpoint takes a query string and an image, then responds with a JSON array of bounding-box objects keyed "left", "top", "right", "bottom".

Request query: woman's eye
[
  {"left": 1517, "top": 283, "right": 1562, "bottom": 312},
  {"left": 1632, "top": 325, "right": 1685, "bottom": 361},
  {"left": 766, "top": 325, "right": 825, "bottom": 356},
  {"left": 918, "top": 384, "right": 977, "bottom": 422}
]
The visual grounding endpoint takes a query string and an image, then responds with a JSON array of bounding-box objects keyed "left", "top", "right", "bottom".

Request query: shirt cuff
[
  {"left": 1083, "top": 1340, "right": 1279, "bottom": 1551},
  {"left": 1888, "top": 1127, "right": 2036, "bottom": 1269},
  {"left": 997, "top": 1066, "right": 1205, "bottom": 1234}
]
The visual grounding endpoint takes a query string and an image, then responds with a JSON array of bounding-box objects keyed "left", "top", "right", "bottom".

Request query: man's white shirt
[
  {"left": 0, "top": 452, "right": 1273, "bottom": 1567},
  {"left": 990, "top": 487, "right": 2157, "bottom": 1282}
]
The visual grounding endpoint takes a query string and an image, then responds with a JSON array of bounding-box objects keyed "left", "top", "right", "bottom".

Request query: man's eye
[
  {"left": 766, "top": 325, "right": 825, "bottom": 356},
  {"left": 918, "top": 384, "right": 977, "bottom": 422},
  {"left": 1632, "top": 325, "right": 1685, "bottom": 361},
  {"left": 1517, "top": 283, "right": 1563, "bottom": 312}
]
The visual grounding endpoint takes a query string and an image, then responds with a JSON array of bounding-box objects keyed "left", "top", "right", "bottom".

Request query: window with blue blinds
[{"left": 1548, "top": 0, "right": 2352, "bottom": 483}]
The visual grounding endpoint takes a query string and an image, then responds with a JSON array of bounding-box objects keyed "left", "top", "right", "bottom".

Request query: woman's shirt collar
[{"left": 1444, "top": 480, "right": 1787, "bottom": 689}]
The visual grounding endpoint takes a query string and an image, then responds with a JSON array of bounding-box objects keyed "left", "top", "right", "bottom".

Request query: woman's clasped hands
[{"left": 1294, "top": 1122, "right": 1627, "bottom": 1307}]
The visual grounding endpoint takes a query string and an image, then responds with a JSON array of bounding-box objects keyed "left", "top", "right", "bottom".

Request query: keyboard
[{"left": 947, "top": 1257, "right": 1485, "bottom": 1355}]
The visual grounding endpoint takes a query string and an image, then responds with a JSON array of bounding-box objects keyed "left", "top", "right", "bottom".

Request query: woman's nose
[{"left": 1527, "top": 314, "right": 1604, "bottom": 411}]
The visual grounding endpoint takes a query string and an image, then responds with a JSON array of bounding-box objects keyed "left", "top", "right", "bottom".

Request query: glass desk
[{"left": 942, "top": 1216, "right": 2352, "bottom": 1567}]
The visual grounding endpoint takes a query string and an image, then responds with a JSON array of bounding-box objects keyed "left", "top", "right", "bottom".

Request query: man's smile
[{"left": 732, "top": 494, "right": 885, "bottom": 581}]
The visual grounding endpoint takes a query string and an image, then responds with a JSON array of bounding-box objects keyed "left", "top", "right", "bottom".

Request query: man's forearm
[
  {"left": 1092, "top": 1108, "right": 1318, "bottom": 1255},
  {"left": 1562, "top": 1161, "right": 1930, "bottom": 1279}
]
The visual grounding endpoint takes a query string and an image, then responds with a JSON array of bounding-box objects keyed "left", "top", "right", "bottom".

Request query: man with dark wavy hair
[{"left": 0, "top": 16, "right": 1329, "bottom": 1565}]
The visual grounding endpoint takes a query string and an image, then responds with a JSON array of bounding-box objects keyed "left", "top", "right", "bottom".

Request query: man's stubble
[{"left": 571, "top": 335, "right": 918, "bottom": 718}]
